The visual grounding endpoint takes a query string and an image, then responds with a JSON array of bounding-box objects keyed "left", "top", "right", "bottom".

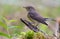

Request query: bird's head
[{"left": 23, "top": 6, "right": 35, "bottom": 11}]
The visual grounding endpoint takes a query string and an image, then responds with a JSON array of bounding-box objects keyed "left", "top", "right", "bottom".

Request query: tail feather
[{"left": 44, "top": 18, "right": 56, "bottom": 21}]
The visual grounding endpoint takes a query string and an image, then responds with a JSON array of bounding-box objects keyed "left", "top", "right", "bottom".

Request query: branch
[{"left": 20, "top": 18, "right": 39, "bottom": 32}]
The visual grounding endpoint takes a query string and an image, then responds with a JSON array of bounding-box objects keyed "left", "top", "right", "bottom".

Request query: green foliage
[
  {"left": 0, "top": 32, "right": 11, "bottom": 38},
  {"left": 39, "top": 24, "right": 53, "bottom": 35},
  {"left": 0, "top": 20, "right": 7, "bottom": 30},
  {"left": 0, "top": 17, "right": 24, "bottom": 39},
  {"left": 16, "top": 31, "right": 46, "bottom": 39},
  {"left": 25, "top": 31, "right": 34, "bottom": 39},
  {"left": 33, "top": 32, "right": 46, "bottom": 39}
]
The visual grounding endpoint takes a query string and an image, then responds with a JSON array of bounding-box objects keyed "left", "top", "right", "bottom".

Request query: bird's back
[
  {"left": 28, "top": 10, "right": 48, "bottom": 25},
  {"left": 28, "top": 11, "right": 44, "bottom": 21}
]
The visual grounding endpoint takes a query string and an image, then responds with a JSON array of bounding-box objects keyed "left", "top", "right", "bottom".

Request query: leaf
[
  {"left": 2, "top": 17, "right": 8, "bottom": 23},
  {"left": 0, "top": 21, "right": 7, "bottom": 30},
  {"left": 26, "top": 31, "right": 34, "bottom": 39},
  {"left": 0, "top": 32, "right": 12, "bottom": 38},
  {"left": 9, "top": 20, "right": 17, "bottom": 23}
]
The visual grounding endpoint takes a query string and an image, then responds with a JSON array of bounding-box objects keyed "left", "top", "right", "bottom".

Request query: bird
[
  {"left": 23, "top": 6, "right": 55, "bottom": 26},
  {"left": 23, "top": 6, "right": 58, "bottom": 38}
]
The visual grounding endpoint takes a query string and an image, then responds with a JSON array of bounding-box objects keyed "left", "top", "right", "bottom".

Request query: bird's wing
[
  {"left": 28, "top": 12, "right": 48, "bottom": 25},
  {"left": 28, "top": 12, "right": 45, "bottom": 22}
]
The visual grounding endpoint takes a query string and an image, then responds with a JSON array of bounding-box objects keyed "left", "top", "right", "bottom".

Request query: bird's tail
[{"left": 44, "top": 18, "right": 56, "bottom": 22}]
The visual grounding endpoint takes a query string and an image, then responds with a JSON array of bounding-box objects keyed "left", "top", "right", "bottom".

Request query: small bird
[
  {"left": 23, "top": 6, "right": 58, "bottom": 38},
  {"left": 23, "top": 6, "right": 55, "bottom": 26}
]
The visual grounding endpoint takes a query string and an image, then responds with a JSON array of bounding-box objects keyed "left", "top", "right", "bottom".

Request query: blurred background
[{"left": 0, "top": 0, "right": 60, "bottom": 39}]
